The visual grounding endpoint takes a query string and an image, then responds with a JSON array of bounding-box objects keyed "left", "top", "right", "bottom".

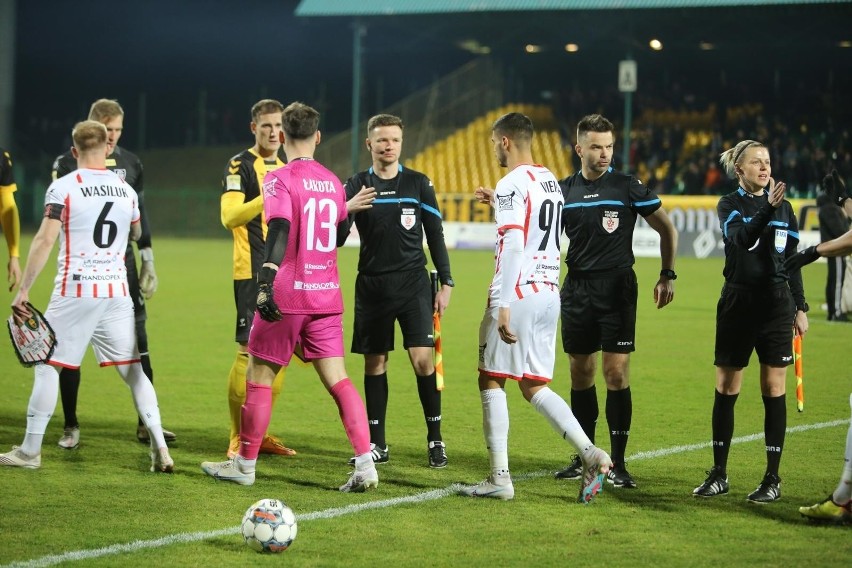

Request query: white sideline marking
[{"left": 4, "top": 419, "right": 849, "bottom": 568}]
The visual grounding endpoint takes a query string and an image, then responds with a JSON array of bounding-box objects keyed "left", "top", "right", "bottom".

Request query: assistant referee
[{"left": 343, "top": 114, "right": 453, "bottom": 469}]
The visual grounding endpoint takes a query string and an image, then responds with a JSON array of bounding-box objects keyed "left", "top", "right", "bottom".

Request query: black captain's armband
[{"left": 44, "top": 203, "right": 64, "bottom": 221}]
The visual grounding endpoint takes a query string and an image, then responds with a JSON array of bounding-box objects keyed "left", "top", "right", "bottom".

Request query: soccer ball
[{"left": 241, "top": 498, "right": 298, "bottom": 553}]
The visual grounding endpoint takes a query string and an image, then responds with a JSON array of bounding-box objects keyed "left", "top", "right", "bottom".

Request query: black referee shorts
[
  {"left": 233, "top": 278, "right": 258, "bottom": 343},
  {"left": 352, "top": 268, "right": 434, "bottom": 354},
  {"left": 560, "top": 269, "right": 638, "bottom": 355},
  {"left": 714, "top": 283, "right": 795, "bottom": 368}
]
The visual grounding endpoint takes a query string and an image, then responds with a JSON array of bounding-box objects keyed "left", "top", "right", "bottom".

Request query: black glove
[
  {"left": 783, "top": 245, "right": 821, "bottom": 273},
  {"left": 822, "top": 169, "right": 851, "bottom": 207},
  {"left": 256, "top": 267, "right": 281, "bottom": 321}
]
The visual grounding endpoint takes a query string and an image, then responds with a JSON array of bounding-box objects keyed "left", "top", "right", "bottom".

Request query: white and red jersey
[
  {"left": 489, "top": 164, "right": 563, "bottom": 305},
  {"left": 45, "top": 168, "right": 139, "bottom": 298},
  {"left": 262, "top": 158, "right": 347, "bottom": 315}
]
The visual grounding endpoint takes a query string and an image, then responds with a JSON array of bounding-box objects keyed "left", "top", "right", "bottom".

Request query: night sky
[
  {"left": 13, "top": 0, "right": 476, "bottom": 149},
  {"left": 12, "top": 0, "right": 852, "bottom": 153}
]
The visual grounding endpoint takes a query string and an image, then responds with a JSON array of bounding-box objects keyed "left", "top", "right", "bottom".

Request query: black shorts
[
  {"left": 560, "top": 269, "right": 638, "bottom": 355},
  {"left": 234, "top": 279, "right": 258, "bottom": 343},
  {"left": 125, "top": 251, "right": 146, "bottom": 324},
  {"left": 714, "top": 283, "right": 795, "bottom": 368},
  {"left": 351, "top": 268, "right": 434, "bottom": 354}
]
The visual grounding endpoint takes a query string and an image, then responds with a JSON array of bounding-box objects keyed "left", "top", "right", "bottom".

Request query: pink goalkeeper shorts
[{"left": 248, "top": 312, "right": 344, "bottom": 366}]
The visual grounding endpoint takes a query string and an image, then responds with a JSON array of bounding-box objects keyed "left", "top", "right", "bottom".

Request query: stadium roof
[{"left": 295, "top": 0, "right": 844, "bottom": 16}]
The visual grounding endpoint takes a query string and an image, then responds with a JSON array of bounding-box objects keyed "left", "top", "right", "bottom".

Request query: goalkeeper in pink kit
[{"left": 201, "top": 102, "right": 378, "bottom": 492}]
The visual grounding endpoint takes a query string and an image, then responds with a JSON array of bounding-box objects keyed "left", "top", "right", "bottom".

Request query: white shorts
[
  {"left": 478, "top": 288, "right": 559, "bottom": 382},
  {"left": 45, "top": 295, "right": 140, "bottom": 368}
]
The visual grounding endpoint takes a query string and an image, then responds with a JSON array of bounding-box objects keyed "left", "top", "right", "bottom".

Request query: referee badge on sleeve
[
  {"left": 774, "top": 229, "right": 787, "bottom": 253},
  {"left": 603, "top": 210, "right": 620, "bottom": 233}
]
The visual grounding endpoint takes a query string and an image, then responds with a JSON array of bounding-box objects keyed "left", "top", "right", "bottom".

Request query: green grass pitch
[{"left": 1, "top": 238, "right": 850, "bottom": 567}]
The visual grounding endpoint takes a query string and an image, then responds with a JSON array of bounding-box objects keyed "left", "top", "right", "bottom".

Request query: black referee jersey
[
  {"left": 221, "top": 148, "right": 283, "bottom": 281},
  {"left": 559, "top": 168, "right": 661, "bottom": 273},
  {"left": 52, "top": 146, "right": 152, "bottom": 250},
  {"left": 718, "top": 187, "right": 806, "bottom": 306},
  {"left": 344, "top": 165, "right": 452, "bottom": 283}
]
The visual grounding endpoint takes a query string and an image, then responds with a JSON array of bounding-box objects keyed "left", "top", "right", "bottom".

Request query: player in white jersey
[
  {"left": 461, "top": 112, "right": 611, "bottom": 504},
  {"left": 0, "top": 121, "right": 173, "bottom": 473},
  {"left": 201, "top": 102, "right": 378, "bottom": 492}
]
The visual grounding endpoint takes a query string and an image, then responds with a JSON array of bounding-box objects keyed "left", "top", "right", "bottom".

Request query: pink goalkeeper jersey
[
  {"left": 262, "top": 158, "right": 347, "bottom": 314},
  {"left": 46, "top": 168, "right": 140, "bottom": 298}
]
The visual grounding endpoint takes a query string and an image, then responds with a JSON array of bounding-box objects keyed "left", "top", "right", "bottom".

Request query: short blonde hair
[
  {"left": 72, "top": 120, "right": 108, "bottom": 152},
  {"left": 251, "top": 99, "right": 285, "bottom": 123},
  {"left": 719, "top": 139, "right": 765, "bottom": 179},
  {"left": 367, "top": 114, "right": 403, "bottom": 135},
  {"left": 88, "top": 99, "right": 124, "bottom": 122}
]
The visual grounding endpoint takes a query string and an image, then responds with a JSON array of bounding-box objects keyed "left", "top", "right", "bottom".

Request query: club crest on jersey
[
  {"left": 400, "top": 207, "right": 416, "bottom": 230},
  {"left": 496, "top": 191, "right": 515, "bottom": 212},
  {"left": 602, "top": 210, "right": 619, "bottom": 233},
  {"left": 113, "top": 168, "right": 127, "bottom": 182},
  {"left": 774, "top": 229, "right": 787, "bottom": 253},
  {"left": 263, "top": 179, "right": 277, "bottom": 197}
]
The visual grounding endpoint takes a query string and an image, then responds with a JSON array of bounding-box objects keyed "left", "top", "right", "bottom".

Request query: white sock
[
  {"left": 529, "top": 387, "right": 593, "bottom": 453},
  {"left": 117, "top": 363, "right": 167, "bottom": 449},
  {"left": 481, "top": 388, "right": 509, "bottom": 477},
  {"left": 833, "top": 394, "right": 852, "bottom": 504},
  {"left": 236, "top": 454, "right": 256, "bottom": 474},
  {"left": 354, "top": 453, "right": 373, "bottom": 472},
  {"left": 21, "top": 365, "right": 60, "bottom": 456}
]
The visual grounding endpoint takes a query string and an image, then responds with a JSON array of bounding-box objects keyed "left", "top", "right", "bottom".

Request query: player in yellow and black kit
[
  {"left": 220, "top": 99, "right": 294, "bottom": 459},
  {"left": 51, "top": 99, "right": 175, "bottom": 448},
  {"left": 0, "top": 147, "right": 21, "bottom": 291}
]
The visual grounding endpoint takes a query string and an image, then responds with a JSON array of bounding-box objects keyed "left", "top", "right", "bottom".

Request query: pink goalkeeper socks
[
  {"left": 330, "top": 378, "right": 370, "bottom": 456},
  {"left": 239, "top": 381, "right": 272, "bottom": 460}
]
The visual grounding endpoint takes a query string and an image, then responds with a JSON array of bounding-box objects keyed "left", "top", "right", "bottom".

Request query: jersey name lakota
[
  {"left": 490, "top": 164, "right": 563, "bottom": 304},
  {"left": 263, "top": 159, "right": 348, "bottom": 315},
  {"left": 46, "top": 168, "right": 139, "bottom": 298}
]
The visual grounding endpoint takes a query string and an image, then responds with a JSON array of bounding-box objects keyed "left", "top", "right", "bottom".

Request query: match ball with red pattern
[{"left": 241, "top": 498, "right": 297, "bottom": 553}]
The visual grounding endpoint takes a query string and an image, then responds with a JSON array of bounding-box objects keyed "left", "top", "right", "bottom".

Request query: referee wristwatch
[
  {"left": 660, "top": 269, "right": 677, "bottom": 280},
  {"left": 441, "top": 277, "right": 455, "bottom": 287},
  {"left": 796, "top": 302, "right": 809, "bottom": 313}
]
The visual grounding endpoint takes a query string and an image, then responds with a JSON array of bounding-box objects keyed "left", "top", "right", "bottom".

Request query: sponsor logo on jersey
[
  {"left": 496, "top": 191, "right": 515, "bottom": 212},
  {"left": 400, "top": 207, "right": 416, "bottom": 230},
  {"left": 293, "top": 281, "right": 340, "bottom": 290},
  {"left": 774, "top": 229, "right": 787, "bottom": 253},
  {"left": 226, "top": 175, "right": 241, "bottom": 191},
  {"left": 603, "top": 210, "right": 619, "bottom": 233}
]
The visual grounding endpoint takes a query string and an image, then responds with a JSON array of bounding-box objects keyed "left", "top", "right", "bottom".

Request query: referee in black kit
[
  {"left": 342, "top": 114, "right": 453, "bottom": 469},
  {"left": 554, "top": 114, "right": 677, "bottom": 489},
  {"left": 693, "top": 139, "right": 808, "bottom": 503}
]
